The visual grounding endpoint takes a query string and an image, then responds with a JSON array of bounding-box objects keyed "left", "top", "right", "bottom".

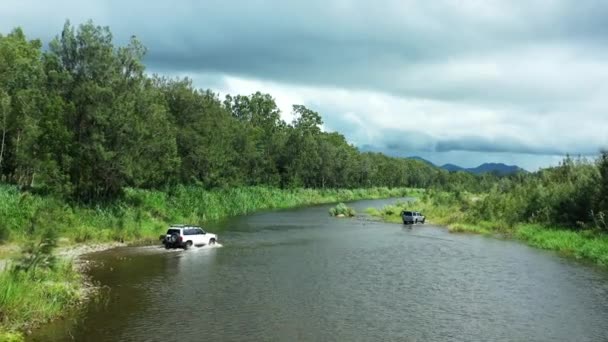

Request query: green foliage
[
  {"left": 0, "top": 185, "right": 412, "bottom": 244},
  {"left": 329, "top": 203, "right": 356, "bottom": 217},
  {"left": 466, "top": 156, "right": 603, "bottom": 230},
  {"left": 0, "top": 22, "right": 501, "bottom": 203},
  {"left": 598, "top": 151, "right": 608, "bottom": 213},
  {"left": 516, "top": 225, "right": 608, "bottom": 266},
  {"left": 367, "top": 179, "right": 608, "bottom": 266},
  {"left": 0, "top": 330, "right": 24, "bottom": 342},
  {"left": 11, "top": 230, "right": 57, "bottom": 274},
  {"left": 0, "top": 259, "right": 82, "bottom": 333}
]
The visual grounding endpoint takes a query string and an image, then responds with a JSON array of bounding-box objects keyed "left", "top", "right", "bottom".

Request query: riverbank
[
  {"left": 366, "top": 196, "right": 608, "bottom": 266},
  {"left": 0, "top": 186, "right": 418, "bottom": 339},
  {"left": 0, "top": 242, "right": 124, "bottom": 341},
  {"left": 0, "top": 185, "right": 419, "bottom": 244}
]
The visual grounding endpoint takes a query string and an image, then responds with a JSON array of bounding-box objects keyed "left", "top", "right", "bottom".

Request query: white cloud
[
  {"left": 2, "top": 0, "right": 607, "bottom": 169},
  {"left": 189, "top": 73, "right": 605, "bottom": 167}
]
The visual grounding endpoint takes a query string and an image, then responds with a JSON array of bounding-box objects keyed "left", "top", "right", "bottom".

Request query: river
[{"left": 30, "top": 198, "right": 608, "bottom": 341}]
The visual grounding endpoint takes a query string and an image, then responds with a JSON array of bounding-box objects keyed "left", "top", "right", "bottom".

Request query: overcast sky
[{"left": 2, "top": 0, "right": 607, "bottom": 170}]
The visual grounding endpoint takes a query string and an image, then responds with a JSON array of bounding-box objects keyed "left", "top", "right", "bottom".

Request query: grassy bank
[
  {"left": 367, "top": 192, "right": 608, "bottom": 267},
  {"left": 0, "top": 185, "right": 418, "bottom": 245},
  {"left": 0, "top": 261, "right": 83, "bottom": 337},
  {"left": 0, "top": 185, "right": 416, "bottom": 339}
]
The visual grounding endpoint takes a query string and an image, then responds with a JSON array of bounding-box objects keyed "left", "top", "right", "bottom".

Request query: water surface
[{"left": 30, "top": 198, "right": 608, "bottom": 341}]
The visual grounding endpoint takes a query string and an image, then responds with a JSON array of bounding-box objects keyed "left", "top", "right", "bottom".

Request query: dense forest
[{"left": 0, "top": 21, "right": 500, "bottom": 202}]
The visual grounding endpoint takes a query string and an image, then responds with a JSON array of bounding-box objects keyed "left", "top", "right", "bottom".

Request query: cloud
[
  {"left": 186, "top": 75, "right": 607, "bottom": 163},
  {"left": 1, "top": 0, "right": 608, "bottom": 169}
]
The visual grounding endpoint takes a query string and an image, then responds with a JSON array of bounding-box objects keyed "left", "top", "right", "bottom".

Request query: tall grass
[
  {"left": 366, "top": 190, "right": 608, "bottom": 266},
  {"left": 516, "top": 224, "right": 608, "bottom": 265},
  {"left": 0, "top": 184, "right": 416, "bottom": 244},
  {"left": 329, "top": 203, "right": 356, "bottom": 217},
  {"left": 366, "top": 190, "right": 466, "bottom": 225},
  {"left": 0, "top": 260, "right": 82, "bottom": 334}
]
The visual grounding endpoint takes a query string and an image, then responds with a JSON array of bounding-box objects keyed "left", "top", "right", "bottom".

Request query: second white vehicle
[
  {"left": 401, "top": 211, "right": 426, "bottom": 225},
  {"left": 162, "top": 225, "right": 218, "bottom": 250}
]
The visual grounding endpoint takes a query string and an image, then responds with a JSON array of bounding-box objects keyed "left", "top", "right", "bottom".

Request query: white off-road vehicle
[
  {"left": 161, "top": 225, "right": 218, "bottom": 250},
  {"left": 401, "top": 211, "right": 426, "bottom": 225}
]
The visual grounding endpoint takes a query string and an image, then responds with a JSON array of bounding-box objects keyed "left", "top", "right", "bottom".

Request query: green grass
[
  {"left": 447, "top": 223, "right": 492, "bottom": 235},
  {"left": 0, "top": 184, "right": 418, "bottom": 245},
  {"left": 0, "top": 260, "right": 82, "bottom": 336},
  {"left": 365, "top": 192, "right": 608, "bottom": 267},
  {"left": 0, "top": 331, "right": 23, "bottom": 342},
  {"left": 365, "top": 194, "right": 464, "bottom": 225},
  {"left": 515, "top": 224, "right": 608, "bottom": 266}
]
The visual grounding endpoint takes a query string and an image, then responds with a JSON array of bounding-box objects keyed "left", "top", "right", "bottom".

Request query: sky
[{"left": 2, "top": 0, "right": 607, "bottom": 170}]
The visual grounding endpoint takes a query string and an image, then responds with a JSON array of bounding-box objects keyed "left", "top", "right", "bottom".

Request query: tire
[
  {"left": 184, "top": 241, "right": 193, "bottom": 250},
  {"left": 421, "top": 219, "right": 426, "bottom": 224},
  {"left": 209, "top": 238, "right": 216, "bottom": 245},
  {"left": 168, "top": 233, "right": 179, "bottom": 244},
  {"left": 164, "top": 243, "right": 171, "bottom": 250}
]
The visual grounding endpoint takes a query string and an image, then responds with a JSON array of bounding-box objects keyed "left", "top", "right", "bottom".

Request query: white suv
[
  {"left": 162, "top": 225, "right": 218, "bottom": 250},
  {"left": 401, "top": 211, "right": 426, "bottom": 225}
]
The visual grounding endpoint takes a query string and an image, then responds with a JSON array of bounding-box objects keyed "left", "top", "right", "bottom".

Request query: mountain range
[{"left": 408, "top": 157, "right": 526, "bottom": 175}]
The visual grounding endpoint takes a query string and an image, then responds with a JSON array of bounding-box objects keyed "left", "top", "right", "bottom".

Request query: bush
[{"left": 329, "top": 203, "right": 356, "bottom": 217}]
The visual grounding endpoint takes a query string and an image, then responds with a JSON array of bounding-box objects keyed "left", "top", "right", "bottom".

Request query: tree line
[
  {"left": 0, "top": 21, "right": 498, "bottom": 201},
  {"left": 466, "top": 154, "right": 608, "bottom": 230}
]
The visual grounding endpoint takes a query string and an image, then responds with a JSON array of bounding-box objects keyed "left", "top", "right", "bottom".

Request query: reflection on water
[{"left": 30, "top": 198, "right": 608, "bottom": 342}]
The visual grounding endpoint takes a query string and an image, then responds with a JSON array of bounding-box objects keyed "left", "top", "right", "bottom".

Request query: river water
[{"left": 30, "top": 198, "right": 608, "bottom": 341}]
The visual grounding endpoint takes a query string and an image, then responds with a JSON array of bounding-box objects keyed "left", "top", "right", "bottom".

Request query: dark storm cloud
[
  {"left": 2, "top": 0, "right": 608, "bottom": 167},
  {"left": 434, "top": 136, "right": 598, "bottom": 156}
]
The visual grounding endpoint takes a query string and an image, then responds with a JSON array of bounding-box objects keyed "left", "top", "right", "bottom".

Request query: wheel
[
  {"left": 184, "top": 241, "right": 193, "bottom": 250},
  {"left": 164, "top": 243, "right": 171, "bottom": 250},
  {"left": 209, "top": 238, "right": 216, "bottom": 245},
  {"left": 421, "top": 219, "right": 426, "bottom": 224},
  {"left": 168, "top": 233, "right": 179, "bottom": 244}
]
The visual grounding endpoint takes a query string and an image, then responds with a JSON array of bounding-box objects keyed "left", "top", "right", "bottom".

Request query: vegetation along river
[{"left": 30, "top": 198, "right": 608, "bottom": 341}]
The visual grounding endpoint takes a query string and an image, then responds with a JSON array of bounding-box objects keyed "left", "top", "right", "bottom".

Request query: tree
[
  {"left": 0, "top": 28, "right": 45, "bottom": 186},
  {"left": 224, "top": 92, "right": 286, "bottom": 186},
  {"left": 0, "top": 91, "right": 9, "bottom": 175},
  {"left": 42, "top": 21, "right": 179, "bottom": 200},
  {"left": 598, "top": 151, "right": 608, "bottom": 212},
  {"left": 0, "top": 21, "right": 527, "bottom": 203}
]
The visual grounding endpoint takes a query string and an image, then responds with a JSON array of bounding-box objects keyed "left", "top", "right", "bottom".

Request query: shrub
[{"left": 329, "top": 203, "right": 356, "bottom": 217}]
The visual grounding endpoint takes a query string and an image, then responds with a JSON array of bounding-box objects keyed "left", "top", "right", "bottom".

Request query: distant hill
[
  {"left": 407, "top": 156, "right": 435, "bottom": 166},
  {"left": 441, "top": 163, "right": 465, "bottom": 172},
  {"left": 466, "top": 163, "right": 526, "bottom": 175},
  {"left": 406, "top": 157, "right": 524, "bottom": 175},
  {"left": 440, "top": 162, "right": 525, "bottom": 175}
]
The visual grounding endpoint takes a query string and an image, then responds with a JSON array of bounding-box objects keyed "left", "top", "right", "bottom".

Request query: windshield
[
  {"left": 166, "top": 228, "right": 180, "bottom": 235},
  {"left": 403, "top": 211, "right": 413, "bottom": 216}
]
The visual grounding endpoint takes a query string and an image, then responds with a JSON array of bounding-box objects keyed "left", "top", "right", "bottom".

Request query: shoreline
[
  {"left": 0, "top": 242, "right": 127, "bottom": 341},
  {"left": 0, "top": 189, "right": 413, "bottom": 340},
  {"left": 365, "top": 206, "right": 608, "bottom": 267}
]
